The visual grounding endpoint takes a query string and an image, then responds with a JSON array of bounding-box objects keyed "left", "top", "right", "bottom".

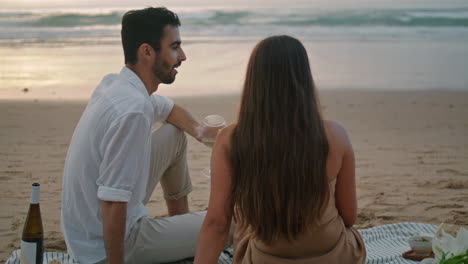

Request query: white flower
[{"left": 432, "top": 225, "right": 468, "bottom": 262}]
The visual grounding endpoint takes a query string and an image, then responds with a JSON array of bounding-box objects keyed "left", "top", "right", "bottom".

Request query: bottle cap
[{"left": 31, "top": 183, "right": 40, "bottom": 204}]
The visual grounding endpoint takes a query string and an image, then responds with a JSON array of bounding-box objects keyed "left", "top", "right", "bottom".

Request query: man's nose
[{"left": 179, "top": 47, "right": 187, "bottom": 62}]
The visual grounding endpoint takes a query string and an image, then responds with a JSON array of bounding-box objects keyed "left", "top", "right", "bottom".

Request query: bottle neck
[{"left": 31, "top": 185, "right": 40, "bottom": 204}]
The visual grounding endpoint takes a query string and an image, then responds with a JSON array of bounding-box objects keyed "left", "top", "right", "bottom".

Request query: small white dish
[{"left": 408, "top": 235, "right": 433, "bottom": 256}]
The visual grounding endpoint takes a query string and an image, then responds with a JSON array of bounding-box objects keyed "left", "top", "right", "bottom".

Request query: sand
[{"left": 1, "top": 90, "right": 467, "bottom": 261}]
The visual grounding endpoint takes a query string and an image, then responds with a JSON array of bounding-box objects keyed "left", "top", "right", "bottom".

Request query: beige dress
[{"left": 233, "top": 178, "right": 366, "bottom": 264}]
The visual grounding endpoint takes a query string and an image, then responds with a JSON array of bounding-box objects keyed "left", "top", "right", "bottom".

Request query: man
[{"left": 61, "top": 7, "right": 206, "bottom": 263}]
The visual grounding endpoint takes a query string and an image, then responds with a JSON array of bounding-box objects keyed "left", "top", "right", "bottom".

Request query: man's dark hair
[{"left": 121, "top": 7, "right": 181, "bottom": 65}]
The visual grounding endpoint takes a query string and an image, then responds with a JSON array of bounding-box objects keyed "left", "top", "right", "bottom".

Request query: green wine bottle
[{"left": 20, "top": 183, "right": 44, "bottom": 264}]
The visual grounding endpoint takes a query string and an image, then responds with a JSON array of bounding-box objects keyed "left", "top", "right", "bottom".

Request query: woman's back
[{"left": 232, "top": 120, "right": 366, "bottom": 263}]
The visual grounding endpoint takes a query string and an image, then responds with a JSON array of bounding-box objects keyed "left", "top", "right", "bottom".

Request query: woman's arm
[
  {"left": 194, "top": 125, "right": 235, "bottom": 264},
  {"left": 331, "top": 121, "right": 358, "bottom": 227}
]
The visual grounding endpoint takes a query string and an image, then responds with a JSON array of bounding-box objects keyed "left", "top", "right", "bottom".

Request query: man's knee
[{"left": 153, "top": 123, "right": 187, "bottom": 148}]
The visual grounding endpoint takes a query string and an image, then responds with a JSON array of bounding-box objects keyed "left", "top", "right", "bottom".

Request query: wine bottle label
[
  {"left": 31, "top": 185, "right": 40, "bottom": 204},
  {"left": 20, "top": 240, "right": 37, "bottom": 264}
]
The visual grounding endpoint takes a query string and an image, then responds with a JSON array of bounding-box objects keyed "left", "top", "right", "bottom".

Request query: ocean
[
  {"left": 1, "top": 2, "right": 468, "bottom": 99},
  {"left": 2, "top": 6, "right": 468, "bottom": 46}
]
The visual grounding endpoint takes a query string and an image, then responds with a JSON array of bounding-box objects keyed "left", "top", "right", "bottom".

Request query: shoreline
[
  {"left": 1, "top": 90, "right": 467, "bottom": 261},
  {"left": 2, "top": 88, "right": 468, "bottom": 102},
  {"left": 2, "top": 37, "right": 468, "bottom": 100}
]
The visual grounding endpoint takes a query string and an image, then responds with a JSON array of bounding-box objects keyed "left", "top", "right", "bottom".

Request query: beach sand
[{"left": 0, "top": 90, "right": 467, "bottom": 261}]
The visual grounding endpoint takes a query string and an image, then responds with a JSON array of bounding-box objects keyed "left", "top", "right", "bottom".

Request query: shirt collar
[{"left": 119, "top": 66, "right": 150, "bottom": 98}]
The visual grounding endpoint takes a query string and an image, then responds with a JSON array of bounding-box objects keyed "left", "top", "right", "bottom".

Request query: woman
[{"left": 194, "top": 36, "right": 366, "bottom": 264}]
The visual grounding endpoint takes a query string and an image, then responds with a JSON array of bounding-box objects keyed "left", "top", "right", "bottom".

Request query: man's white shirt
[{"left": 61, "top": 67, "right": 174, "bottom": 263}]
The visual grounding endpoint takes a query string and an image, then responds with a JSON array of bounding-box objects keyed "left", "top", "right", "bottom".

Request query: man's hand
[
  {"left": 193, "top": 125, "right": 203, "bottom": 142},
  {"left": 102, "top": 201, "right": 127, "bottom": 264}
]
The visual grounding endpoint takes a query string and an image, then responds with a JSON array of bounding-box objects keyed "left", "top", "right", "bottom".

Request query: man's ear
[{"left": 137, "top": 43, "right": 155, "bottom": 64}]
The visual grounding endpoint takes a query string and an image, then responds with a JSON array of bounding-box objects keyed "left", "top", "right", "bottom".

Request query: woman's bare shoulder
[
  {"left": 217, "top": 123, "right": 237, "bottom": 146},
  {"left": 323, "top": 120, "right": 352, "bottom": 148},
  {"left": 219, "top": 123, "right": 236, "bottom": 136}
]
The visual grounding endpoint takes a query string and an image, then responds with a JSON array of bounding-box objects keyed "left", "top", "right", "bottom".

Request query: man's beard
[{"left": 152, "top": 56, "right": 176, "bottom": 84}]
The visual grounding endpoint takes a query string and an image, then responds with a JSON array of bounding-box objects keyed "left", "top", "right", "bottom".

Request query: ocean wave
[
  {"left": 267, "top": 12, "right": 468, "bottom": 27},
  {"left": 26, "top": 12, "right": 122, "bottom": 27},
  {"left": 1, "top": 8, "right": 468, "bottom": 28},
  {"left": 0, "top": 7, "right": 468, "bottom": 46}
]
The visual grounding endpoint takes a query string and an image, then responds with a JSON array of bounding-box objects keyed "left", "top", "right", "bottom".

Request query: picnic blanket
[{"left": 6, "top": 222, "right": 437, "bottom": 264}]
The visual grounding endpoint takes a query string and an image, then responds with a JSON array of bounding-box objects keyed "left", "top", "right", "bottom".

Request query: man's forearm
[
  {"left": 166, "top": 104, "right": 201, "bottom": 140},
  {"left": 102, "top": 201, "right": 127, "bottom": 264}
]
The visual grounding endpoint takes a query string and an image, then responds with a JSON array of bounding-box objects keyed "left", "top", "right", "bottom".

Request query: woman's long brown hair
[{"left": 230, "top": 35, "right": 329, "bottom": 244}]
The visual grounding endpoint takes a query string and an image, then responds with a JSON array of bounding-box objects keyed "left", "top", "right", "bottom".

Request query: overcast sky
[
  {"left": 1, "top": 0, "right": 465, "bottom": 10},
  {"left": 2, "top": 0, "right": 296, "bottom": 9}
]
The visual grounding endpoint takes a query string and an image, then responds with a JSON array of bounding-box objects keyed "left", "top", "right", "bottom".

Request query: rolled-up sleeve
[
  {"left": 150, "top": 94, "right": 174, "bottom": 123},
  {"left": 96, "top": 112, "right": 151, "bottom": 202}
]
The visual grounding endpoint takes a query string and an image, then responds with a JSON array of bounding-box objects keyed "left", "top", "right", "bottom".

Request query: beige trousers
[{"left": 100, "top": 123, "right": 206, "bottom": 264}]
